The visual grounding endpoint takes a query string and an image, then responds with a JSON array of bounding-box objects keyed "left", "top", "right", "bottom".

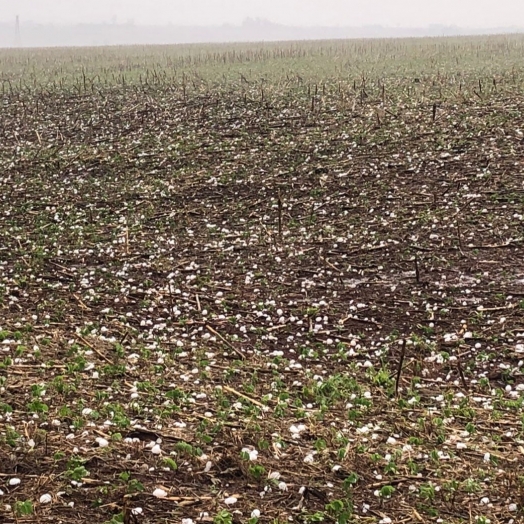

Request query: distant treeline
[{"left": 2, "top": 18, "right": 523, "bottom": 48}]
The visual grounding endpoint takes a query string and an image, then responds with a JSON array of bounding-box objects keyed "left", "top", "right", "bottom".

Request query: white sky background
[{"left": 2, "top": 0, "right": 523, "bottom": 28}]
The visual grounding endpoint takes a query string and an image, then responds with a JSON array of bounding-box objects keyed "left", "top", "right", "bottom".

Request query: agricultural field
[{"left": 1, "top": 35, "right": 524, "bottom": 524}]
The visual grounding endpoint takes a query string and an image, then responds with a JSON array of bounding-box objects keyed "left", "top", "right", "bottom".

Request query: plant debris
[{"left": 1, "top": 36, "right": 524, "bottom": 524}]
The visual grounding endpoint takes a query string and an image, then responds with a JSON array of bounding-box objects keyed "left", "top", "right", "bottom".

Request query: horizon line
[{"left": 2, "top": 18, "right": 524, "bottom": 31}]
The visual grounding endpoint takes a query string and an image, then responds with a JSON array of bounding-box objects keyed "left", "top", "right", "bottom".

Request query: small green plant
[
  {"left": 175, "top": 441, "right": 201, "bottom": 457},
  {"left": 4, "top": 426, "right": 21, "bottom": 447},
  {"left": 13, "top": 500, "right": 34, "bottom": 517},
  {"left": 117, "top": 471, "right": 144, "bottom": 493},
  {"left": 249, "top": 464, "right": 266, "bottom": 481},
  {"left": 379, "top": 485, "right": 395, "bottom": 498},
  {"left": 303, "top": 511, "right": 325, "bottom": 522},
  {"left": 462, "top": 478, "right": 482, "bottom": 494},
  {"left": 26, "top": 399, "right": 49, "bottom": 414},
  {"left": 65, "top": 458, "right": 89, "bottom": 482},
  {"left": 326, "top": 499, "right": 353, "bottom": 523},
  {"left": 163, "top": 457, "right": 178, "bottom": 471},
  {"left": 384, "top": 460, "right": 397, "bottom": 474},
  {"left": 214, "top": 510, "right": 233, "bottom": 524},
  {"left": 314, "top": 438, "right": 327, "bottom": 451},
  {"left": 104, "top": 513, "right": 124, "bottom": 524},
  {"left": 342, "top": 473, "right": 359, "bottom": 491},
  {"left": 419, "top": 483, "right": 436, "bottom": 501},
  {"left": 118, "top": 471, "right": 131, "bottom": 482}
]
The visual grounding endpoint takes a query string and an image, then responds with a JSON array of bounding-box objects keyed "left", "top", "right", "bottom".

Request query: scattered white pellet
[
  {"left": 96, "top": 437, "right": 109, "bottom": 448},
  {"left": 153, "top": 488, "right": 167, "bottom": 498}
]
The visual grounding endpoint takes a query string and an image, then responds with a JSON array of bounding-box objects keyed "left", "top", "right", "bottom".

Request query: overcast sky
[{"left": 2, "top": 0, "right": 523, "bottom": 28}]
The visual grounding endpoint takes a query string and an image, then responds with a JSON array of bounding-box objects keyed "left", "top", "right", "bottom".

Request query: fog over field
[
  {"left": 2, "top": 0, "right": 524, "bottom": 47},
  {"left": 3, "top": 0, "right": 524, "bottom": 27}
]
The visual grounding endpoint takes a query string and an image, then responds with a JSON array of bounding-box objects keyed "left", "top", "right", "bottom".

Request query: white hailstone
[
  {"left": 386, "top": 437, "right": 397, "bottom": 445},
  {"left": 480, "top": 497, "right": 490, "bottom": 504},
  {"left": 456, "top": 442, "right": 467, "bottom": 450},
  {"left": 509, "top": 503, "right": 518, "bottom": 512},
  {"left": 304, "top": 454, "right": 315, "bottom": 464},
  {"left": 132, "top": 508, "right": 143, "bottom": 516},
  {"left": 151, "top": 444, "right": 162, "bottom": 455},
  {"left": 483, "top": 453, "right": 491, "bottom": 462},
  {"left": 251, "top": 509, "right": 261, "bottom": 518},
  {"left": 8, "top": 478, "right": 21, "bottom": 486},
  {"left": 204, "top": 461, "right": 212, "bottom": 472},
  {"left": 298, "top": 486, "right": 306, "bottom": 495},
  {"left": 379, "top": 518, "right": 392, "bottom": 524},
  {"left": 278, "top": 482, "right": 288, "bottom": 491},
  {"left": 82, "top": 408, "right": 93, "bottom": 416},
  {"left": 153, "top": 488, "right": 167, "bottom": 498},
  {"left": 96, "top": 437, "right": 109, "bottom": 448},
  {"left": 181, "top": 519, "right": 194, "bottom": 524},
  {"left": 224, "top": 496, "right": 238, "bottom": 505},
  {"left": 289, "top": 424, "right": 307, "bottom": 436},
  {"left": 241, "top": 447, "right": 258, "bottom": 461},
  {"left": 268, "top": 471, "right": 281, "bottom": 480},
  {"left": 39, "top": 494, "right": 52, "bottom": 504}
]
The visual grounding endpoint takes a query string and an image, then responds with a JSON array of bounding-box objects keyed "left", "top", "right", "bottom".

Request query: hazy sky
[{"left": 2, "top": 0, "right": 523, "bottom": 28}]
